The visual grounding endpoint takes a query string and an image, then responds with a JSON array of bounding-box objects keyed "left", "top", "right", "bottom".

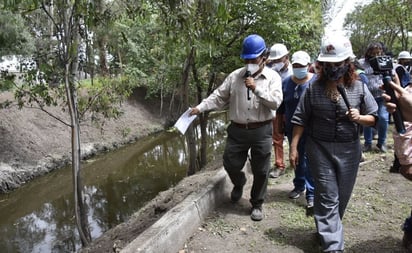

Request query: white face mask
[
  {"left": 272, "top": 62, "right": 285, "bottom": 72},
  {"left": 246, "top": 63, "right": 260, "bottom": 75}
]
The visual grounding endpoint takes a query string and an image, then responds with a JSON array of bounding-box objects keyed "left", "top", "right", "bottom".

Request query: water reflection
[{"left": 0, "top": 113, "right": 227, "bottom": 252}]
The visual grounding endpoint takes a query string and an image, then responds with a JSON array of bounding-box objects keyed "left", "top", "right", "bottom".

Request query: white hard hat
[
  {"left": 398, "top": 51, "right": 412, "bottom": 60},
  {"left": 292, "top": 51, "right": 311, "bottom": 65},
  {"left": 268, "top": 43, "right": 289, "bottom": 60},
  {"left": 317, "top": 34, "right": 354, "bottom": 62}
]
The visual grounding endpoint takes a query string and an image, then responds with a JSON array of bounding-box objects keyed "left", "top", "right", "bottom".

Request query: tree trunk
[
  {"left": 65, "top": 64, "right": 91, "bottom": 246},
  {"left": 193, "top": 58, "right": 210, "bottom": 169},
  {"left": 96, "top": 0, "right": 109, "bottom": 76},
  {"left": 182, "top": 47, "right": 197, "bottom": 175},
  {"left": 63, "top": 1, "right": 91, "bottom": 245}
]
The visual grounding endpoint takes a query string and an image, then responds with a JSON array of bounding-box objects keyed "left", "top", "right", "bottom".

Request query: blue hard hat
[{"left": 240, "top": 34, "right": 266, "bottom": 59}]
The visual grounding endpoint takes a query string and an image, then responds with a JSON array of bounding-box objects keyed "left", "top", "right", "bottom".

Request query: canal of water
[{"left": 0, "top": 114, "right": 227, "bottom": 252}]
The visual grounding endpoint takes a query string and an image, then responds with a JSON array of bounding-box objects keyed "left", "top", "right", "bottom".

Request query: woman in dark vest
[{"left": 289, "top": 33, "right": 378, "bottom": 253}]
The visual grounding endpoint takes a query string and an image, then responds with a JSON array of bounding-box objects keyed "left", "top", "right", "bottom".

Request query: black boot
[
  {"left": 402, "top": 213, "right": 412, "bottom": 252},
  {"left": 389, "top": 154, "right": 401, "bottom": 173}
]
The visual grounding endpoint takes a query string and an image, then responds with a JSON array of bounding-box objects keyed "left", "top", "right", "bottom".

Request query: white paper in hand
[{"left": 174, "top": 108, "right": 197, "bottom": 135}]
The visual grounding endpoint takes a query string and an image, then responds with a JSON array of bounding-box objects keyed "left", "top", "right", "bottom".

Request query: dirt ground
[
  {"left": 0, "top": 89, "right": 164, "bottom": 192},
  {"left": 1, "top": 88, "right": 411, "bottom": 253},
  {"left": 182, "top": 136, "right": 412, "bottom": 253}
]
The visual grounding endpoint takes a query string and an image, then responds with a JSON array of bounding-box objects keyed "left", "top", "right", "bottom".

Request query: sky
[{"left": 324, "top": 0, "right": 372, "bottom": 35}]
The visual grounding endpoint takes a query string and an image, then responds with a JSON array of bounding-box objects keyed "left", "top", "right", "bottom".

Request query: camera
[
  {"left": 368, "top": 55, "right": 405, "bottom": 133},
  {"left": 369, "top": 55, "right": 393, "bottom": 75}
]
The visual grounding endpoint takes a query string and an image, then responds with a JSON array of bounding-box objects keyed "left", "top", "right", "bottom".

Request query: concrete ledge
[{"left": 120, "top": 168, "right": 230, "bottom": 253}]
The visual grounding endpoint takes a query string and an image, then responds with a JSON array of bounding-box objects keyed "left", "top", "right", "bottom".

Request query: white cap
[
  {"left": 292, "top": 51, "right": 311, "bottom": 65},
  {"left": 398, "top": 51, "right": 412, "bottom": 60},
  {"left": 268, "top": 43, "right": 289, "bottom": 60}
]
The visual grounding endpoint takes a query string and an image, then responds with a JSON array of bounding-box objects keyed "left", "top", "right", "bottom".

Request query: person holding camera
[
  {"left": 382, "top": 81, "right": 412, "bottom": 252},
  {"left": 190, "top": 34, "right": 283, "bottom": 221},
  {"left": 289, "top": 33, "right": 378, "bottom": 253},
  {"left": 359, "top": 42, "right": 400, "bottom": 153}
]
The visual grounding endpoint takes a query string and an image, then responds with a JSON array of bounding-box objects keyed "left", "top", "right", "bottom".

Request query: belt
[{"left": 231, "top": 119, "right": 272, "bottom": 129}]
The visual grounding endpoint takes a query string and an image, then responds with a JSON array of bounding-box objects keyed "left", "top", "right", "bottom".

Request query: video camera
[
  {"left": 369, "top": 55, "right": 405, "bottom": 134},
  {"left": 369, "top": 55, "right": 393, "bottom": 75}
]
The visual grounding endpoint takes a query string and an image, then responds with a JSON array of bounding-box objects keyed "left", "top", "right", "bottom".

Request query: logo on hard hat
[{"left": 326, "top": 44, "right": 335, "bottom": 54}]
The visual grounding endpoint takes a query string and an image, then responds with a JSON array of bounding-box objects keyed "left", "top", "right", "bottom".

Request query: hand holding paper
[{"left": 174, "top": 108, "right": 198, "bottom": 135}]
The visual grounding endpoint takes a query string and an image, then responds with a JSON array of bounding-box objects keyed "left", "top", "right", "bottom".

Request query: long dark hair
[
  {"left": 316, "top": 58, "right": 357, "bottom": 87},
  {"left": 364, "top": 42, "right": 383, "bottom": 62}
]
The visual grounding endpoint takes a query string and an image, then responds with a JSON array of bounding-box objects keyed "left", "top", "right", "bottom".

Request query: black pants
[{"left": 223, "top": 123, "right": 272, "bottom": 208}]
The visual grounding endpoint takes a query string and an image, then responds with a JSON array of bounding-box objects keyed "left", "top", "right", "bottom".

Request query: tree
[
  {"left": 124, "top": 0, "right": 322, "bottom": 175},
  {"left": 0, "top": 9, "right": 35, "bottom": 57},
  {"left": 344, "top": 0, "right": 412, "bottom": 56},
  {"left": 1, "top": 0, "right": 324, "bottom": 246},
  {"left": 1, "top": 0, "right": 136, "bottom": 246}
]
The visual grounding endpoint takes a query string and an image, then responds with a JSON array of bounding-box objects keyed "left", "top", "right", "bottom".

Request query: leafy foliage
[
  {"left": 114, "top": 0, "right": 322, "bottom": 108},
  {"left": 344, "top": 0, "right": 412, "bottom": 57},
  {"left": 0, "top": 9, "right": 36, "bottom": 57}
]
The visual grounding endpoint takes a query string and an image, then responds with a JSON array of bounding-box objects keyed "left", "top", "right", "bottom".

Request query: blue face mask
[{"left": 293, "top": 67, "right": 308, "bottom": 79}]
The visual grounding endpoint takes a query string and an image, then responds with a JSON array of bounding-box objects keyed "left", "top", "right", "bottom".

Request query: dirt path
[{"left": 182, "top": 136, "right": 412, "bottom": 253}]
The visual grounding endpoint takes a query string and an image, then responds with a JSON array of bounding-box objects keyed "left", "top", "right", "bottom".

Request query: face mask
[
  {"left": 272, "top": 62, "right": 285, "bottom": 72},
  {"left": 324, "top": 64, "right": 348, "bottom": 81},
  {"left": 293, "top": 67, "right": 308, "bottom": 79},
  {"left": 246, "top": 63, "right": 260, "bottom": 75}
]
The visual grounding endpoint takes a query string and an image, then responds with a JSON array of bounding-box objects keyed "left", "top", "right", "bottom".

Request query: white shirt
[{"left": 196, "top": 66, "right": 283, "bottom": 124}]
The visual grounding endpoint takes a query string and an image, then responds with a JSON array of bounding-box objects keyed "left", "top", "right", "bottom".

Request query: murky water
[{"left": 0, "top": 114, "right": 227, "bottom": 253}]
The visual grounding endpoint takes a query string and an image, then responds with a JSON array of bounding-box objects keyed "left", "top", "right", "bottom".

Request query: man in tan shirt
[{"left": 190, "top": 34, "right": 283, "bottom": 221}]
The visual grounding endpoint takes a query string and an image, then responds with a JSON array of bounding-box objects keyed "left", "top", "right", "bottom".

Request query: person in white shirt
[{"left": 190, "top": 34, "right": 283, "bottom": 221}]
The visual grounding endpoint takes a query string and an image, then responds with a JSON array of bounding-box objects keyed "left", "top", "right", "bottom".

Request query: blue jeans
[
  {"left": 287, "top": 134, "right": 314, "bottom": 201},
  {"left": 363, "top": 97, "right": 388, "bottom": 146}
]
